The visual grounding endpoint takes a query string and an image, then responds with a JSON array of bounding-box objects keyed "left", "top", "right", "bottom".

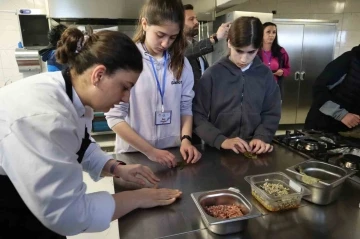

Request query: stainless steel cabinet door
[
  {"left": 276, "top": 24, "right": 304, "bottom": 124},
  {"left": 296, "top": 24, "right": 336, "bottom": 123}
]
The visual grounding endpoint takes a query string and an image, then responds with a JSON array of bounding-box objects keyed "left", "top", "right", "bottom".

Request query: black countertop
[{"left": 114, "top": 144, "right": 360, "bottom": 239}]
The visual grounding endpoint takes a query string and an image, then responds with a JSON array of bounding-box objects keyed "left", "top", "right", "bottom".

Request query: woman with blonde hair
[{"left": 106, "top": 0, "right": 202, "bottom": 168}]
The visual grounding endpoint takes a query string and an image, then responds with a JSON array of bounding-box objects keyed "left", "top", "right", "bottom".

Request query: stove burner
[
  {"left": 305, "top": 130, "right": 324, "bottom": 135},
  {"left": 319, "top": 136, "right": 336, "bottom": 145},
  {"left": 296, "top": 139, "right": 327, "bottom": 151},
  {"left": 273, "top": 130, "right": 360, "bottom": 179},
  {"left": 329, "top": 147, "right": 360, "bottom": 157},
  {"left": 340, "top": 154, "right": 360, "bottom": 170}
]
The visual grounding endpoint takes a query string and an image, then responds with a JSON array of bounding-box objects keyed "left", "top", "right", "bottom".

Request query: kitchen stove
[{"left": 273, "top": 130, "right": 360, "bottom": 183}]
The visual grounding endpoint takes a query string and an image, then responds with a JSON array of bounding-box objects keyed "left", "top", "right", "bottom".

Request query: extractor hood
[
  {"left": 47, "top": 0, "right": 222, "bottom": 21},
  {"left": 47, "top": 0, "right": 142, "bottom": 19}
]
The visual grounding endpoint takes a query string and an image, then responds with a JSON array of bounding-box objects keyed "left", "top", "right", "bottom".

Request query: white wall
[{"left": 0, "top": 0, "right": 47, "bottom": 87}]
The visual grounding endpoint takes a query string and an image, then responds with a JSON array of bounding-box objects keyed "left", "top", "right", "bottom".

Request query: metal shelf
[
  {"left": 97, "top": 141, "right": 115, "bottom": 148},
  {"left": 91, "top": 131, "right": 115, "bottom": 136}
]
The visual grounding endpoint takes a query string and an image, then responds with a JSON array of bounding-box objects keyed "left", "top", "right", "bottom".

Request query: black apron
[{"left": 0, "top": 69, "right": 92, "bottom": 238}]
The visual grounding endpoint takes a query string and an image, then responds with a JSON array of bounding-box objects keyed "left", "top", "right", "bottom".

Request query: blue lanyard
[{"left": 149, "top": 53, "right": 168, "bottom": 112}]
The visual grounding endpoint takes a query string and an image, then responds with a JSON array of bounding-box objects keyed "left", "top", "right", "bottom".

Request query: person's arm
[
  {"left": 319, "top": 101, "right": 348, "bottom": 120},
  {"left": 105, "top": 103, "right": 156, "bottom": 155},
  {"left": 2, "top": 113, "right": 115, "bottom": 236},
  {"left": 111, "top": 188, "right": 181, "bottom": 219},
  {"left": 185, "top": 38, "right": 214, "bottom": 60},
  {"left": 181, "top": 115, "right": 193, "bottom": 138},
  {"left": 106, "top": 103, "right": 176, "bottom": 167},
  {"left": 312, "top": 51, "right": 352, "bottom": 110},
  {"left": 253, "top": 72, "right": 282, "bottom": 143},
  {"left": 179, "top": 59, "right": 201, "bottom": 163},
  {"left": 193, "top": 70, "right": 227, "bottom": 149},
  {"left": 281, "top": 48, "right": 291, "bottom": 77}
]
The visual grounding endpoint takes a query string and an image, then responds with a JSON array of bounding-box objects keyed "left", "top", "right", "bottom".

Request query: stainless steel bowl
[
  {"left": 191, "top": 187, "right": 261, "bottom": 235},
  {"left": 286, "top": 160, "right": 357, "bottom": 205}
]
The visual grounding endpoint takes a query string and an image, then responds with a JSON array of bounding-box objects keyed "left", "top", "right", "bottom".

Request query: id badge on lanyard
[{"left": 149, "top": 52, "right": 172, "bottom": 125}]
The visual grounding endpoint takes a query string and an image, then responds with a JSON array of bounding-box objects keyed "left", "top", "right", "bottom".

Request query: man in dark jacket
[
  {"left": 184, "top": 4, "right": 230, "bottom": 84},
  {"left": 184, "top": 4, "right": 230, "bottom": 144},
  {"left": 305, "top": 44, "right": 360, "bottom": 132}
]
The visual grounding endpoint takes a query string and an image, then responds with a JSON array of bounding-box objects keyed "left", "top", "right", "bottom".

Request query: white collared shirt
[
  {"left": 241, "top": 62, "right": 252, "bottom": 72},
  {"left": 0, "top": 72, "right": 114, "bottom": 236}
]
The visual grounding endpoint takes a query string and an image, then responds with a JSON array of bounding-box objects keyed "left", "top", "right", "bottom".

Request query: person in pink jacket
[{"left": 258, "top": 22, "right": 290, "bottom": 98}]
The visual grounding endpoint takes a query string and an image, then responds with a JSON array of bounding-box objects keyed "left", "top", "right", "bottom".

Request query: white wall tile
[
  {"left": 2, "top": 68, "right": 23, "bottom": 85},
  {"left": 0, "top": 30, "right": 21, "bottom": 50},
  {"left": 0, "top": 12, "right": 19, "bottom": 31},
  {"left": 276, "top": 0, "right": 312, "bottom": 14},
  {"left": 231, "top": 0, "right": 278, "bottom": 13},
  {"left": 33, "top": 0, "right": 47, "bottom": 10},
  {"left": 308, "top": 13, "right": 343, "bottom": 30},
  {"left": 338, "top": 45, "right": 354, "bottom": 55},
  {"left": 0, "top": 68, "right": 4, "bottom": 87},
  {"left": 342, "top": 13, "right": 360, "bottom": 30},
  {"left": 334, "top": 30, "right": 342, "bottom": 48},
  {"left": 277, "top": 0, "right": 305, "bottom": 2},
  {"left": 339, "top": 30, "right": 360, "bottom": 47},
  {"left": 333, "top": 46, "right": 340, "bottom": 59},
  {"left": 310, "top": 0, "right": 345, "bottom": 14},
  {"left": 0, "top": 0, "right": 34, "bottom": 10},
  {"left": 0, "top": 50, "right": 17, "bottom": 69},
  {"left": 344, "top": 0, "right": 360, "bottom": 13}
]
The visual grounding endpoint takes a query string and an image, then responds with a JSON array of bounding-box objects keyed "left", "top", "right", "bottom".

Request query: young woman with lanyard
[
  {"left": 193, "top": 17, "right": 281, "bottom": 155},
  {"left": 0, "top": 28, "right": 181, "bottom": 238},
  {"left": 106, "top": 0, "right": 202, "bottom": 168},
  {"left": 258, "top": 22, "right": 290, "bottom": 98}
]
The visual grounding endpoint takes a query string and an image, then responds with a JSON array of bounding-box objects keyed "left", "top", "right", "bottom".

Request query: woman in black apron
[{"left": 0, "top": 28, "right": 181, "bottom": 238}]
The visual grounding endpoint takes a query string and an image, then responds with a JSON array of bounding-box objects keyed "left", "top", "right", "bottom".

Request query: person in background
[
  {"left": 193, "top": 17, "right": 281, "bottom": 155},
  {"left": 305, "top": 44, "right": 360, "bottom": 132},
  {"left": 0, "top": 28, "right": 181, "bottom": 238},
  {"left": 106, "top": 0, "right": 202, "bottom": 169},
  {"left": 39, "top": 24, "right": 67, "bottom": 72},
  {"left": 183, "top": 4, "right": 230, "bottom": 144},
  {"left": 183, "top": 4, "right": 231, "bottom": 84},
  {"left": 258, "top": 22, "right": 290, "bottom": 97}
]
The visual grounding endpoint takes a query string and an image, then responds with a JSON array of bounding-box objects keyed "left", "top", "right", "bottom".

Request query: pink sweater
[{"left": 259, "top": 48, "right": 290, "bottom": 82}]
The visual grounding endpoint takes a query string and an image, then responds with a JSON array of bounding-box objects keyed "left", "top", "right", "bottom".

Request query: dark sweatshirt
[
  {"left": 304, "top": 44, "right": 360, "bottom": 132},
  {"left": 193, "top": 55, "right": 281, "bottom": 149}
]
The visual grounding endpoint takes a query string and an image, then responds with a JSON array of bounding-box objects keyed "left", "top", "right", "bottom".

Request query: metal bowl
[
  {"left": 286, "top": 160, "right": 357, "bottom": 205},
  {"left": 191, "top": 187, "right": 261, "bottom": 235}
]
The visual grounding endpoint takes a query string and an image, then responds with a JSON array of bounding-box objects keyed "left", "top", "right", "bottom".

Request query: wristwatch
[
  {"left": 210, "top": 34, "right": 218, "bottom": 44},
  {"left": 181, "top": 135, "right": 192, "bottom": 143}
]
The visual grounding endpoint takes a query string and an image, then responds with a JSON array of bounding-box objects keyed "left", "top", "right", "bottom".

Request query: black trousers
[{"left": 0, "top": 175, "right": 65, "bottom": 239}]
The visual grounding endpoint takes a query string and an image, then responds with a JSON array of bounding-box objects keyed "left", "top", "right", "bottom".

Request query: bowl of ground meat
[{"left": 191, "top": 187, "right": 261, "bottom": 235}]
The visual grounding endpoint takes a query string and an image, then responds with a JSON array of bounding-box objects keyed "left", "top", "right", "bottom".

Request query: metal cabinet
[{"left": 274, "top": 19, "right": 337, "bottom": 124}]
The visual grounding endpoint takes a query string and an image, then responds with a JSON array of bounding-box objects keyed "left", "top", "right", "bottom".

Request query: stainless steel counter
[{"left": 114, "top": 145, "right": 360, "bottom": 239}]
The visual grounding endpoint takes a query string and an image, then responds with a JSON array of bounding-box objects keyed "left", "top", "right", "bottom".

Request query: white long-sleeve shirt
[
  {"left": 0, "top": 72, "right": 115, "bottom": 236},
  {"left": 106, "top": 43, "right": 195, "bottom": 153}
]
